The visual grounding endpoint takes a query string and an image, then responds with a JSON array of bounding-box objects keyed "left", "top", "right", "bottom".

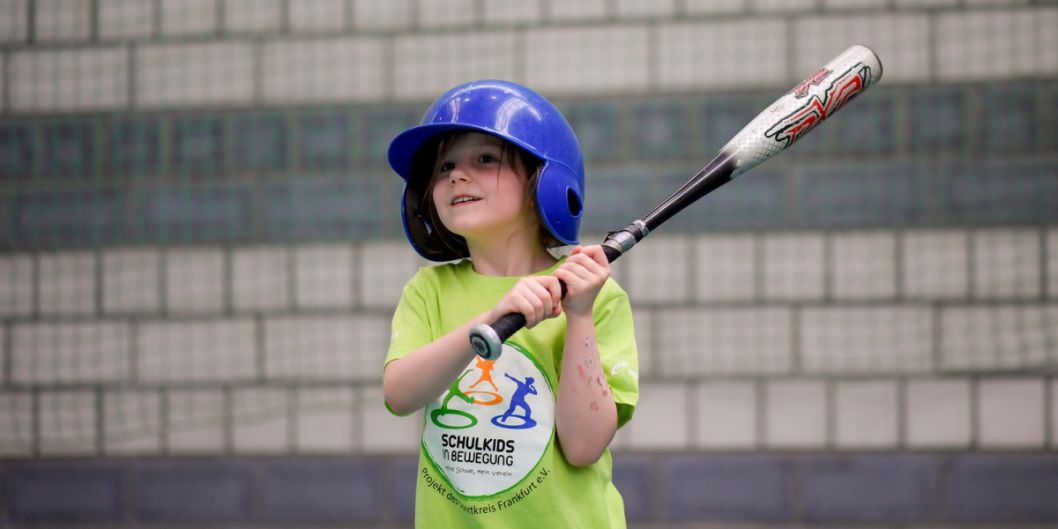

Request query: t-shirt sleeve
[
  {"left": 593, "top": 281, "right": 640, "bottom": 428},
  {"left": 384, "top": 271, "right": 434, "bottom": 367}
]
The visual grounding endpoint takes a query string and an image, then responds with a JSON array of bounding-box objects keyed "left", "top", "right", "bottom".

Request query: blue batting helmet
[{"left": 388, "top": 79, "right": 585, "bottom": 262}]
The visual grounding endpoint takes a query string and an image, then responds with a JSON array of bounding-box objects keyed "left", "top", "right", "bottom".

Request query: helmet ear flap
[{"left": 534, "top": 163, "right": 583, "bottom": 246}]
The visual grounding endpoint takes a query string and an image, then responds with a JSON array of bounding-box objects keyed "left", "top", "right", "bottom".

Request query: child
[{"left": 383, "top": 79, "right": 639, "bottom": 528}]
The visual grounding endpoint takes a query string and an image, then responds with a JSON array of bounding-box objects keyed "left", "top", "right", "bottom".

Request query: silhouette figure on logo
[
  {"left": 430, "top": 370, "right": 476, "bottom": 429},
  {"left": 465, "top": 357, "right": 503, "bottom": 406},
  {"left": 491, "top": 373, "right": 538, "bottom": 429}
]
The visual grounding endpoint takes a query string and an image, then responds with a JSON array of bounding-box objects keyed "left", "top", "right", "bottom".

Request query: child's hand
[
  {"left": 492, "top": 275, "right": 564, "bottom": 329},
  {"left": 554, "top": 245, "right": 610, "bottom": 319}
]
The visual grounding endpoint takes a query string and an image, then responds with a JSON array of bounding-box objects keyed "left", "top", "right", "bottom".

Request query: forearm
[
  {"left": 555, "top": 313, "right": 618, "bottom": 467},
  {"left": 382, "top": 314, "right": 487, "bottom": 415}
]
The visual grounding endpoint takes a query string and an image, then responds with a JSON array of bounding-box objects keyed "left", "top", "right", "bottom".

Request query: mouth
[{"left": 451, "top": 195, "right": 482, "bottom": 206}]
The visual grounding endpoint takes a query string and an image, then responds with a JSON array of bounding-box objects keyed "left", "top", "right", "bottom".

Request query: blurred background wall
[{"left": 0, "top": 0, "right": 1056, "bottom": 527}]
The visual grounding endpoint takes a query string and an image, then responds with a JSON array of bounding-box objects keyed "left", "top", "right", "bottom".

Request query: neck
[{"left": 465, "top": 228, "right": 557, "bottom": 276}]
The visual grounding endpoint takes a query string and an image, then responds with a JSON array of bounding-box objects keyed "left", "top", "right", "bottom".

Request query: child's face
[{"left": 430, "top": 132, "right": 536, "bottom": 245}]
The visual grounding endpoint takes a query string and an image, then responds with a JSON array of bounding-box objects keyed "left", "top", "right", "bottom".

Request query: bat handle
[{"left": 468, "top": 222, "right": 645, "bottom": 360}]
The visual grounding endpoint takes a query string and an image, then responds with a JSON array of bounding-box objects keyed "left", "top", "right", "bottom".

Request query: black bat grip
[{"left": 468, "top": 239, "right": 629, "bottom": 360}]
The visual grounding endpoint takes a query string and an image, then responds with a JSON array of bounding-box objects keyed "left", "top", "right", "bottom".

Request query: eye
[
  {"left": 478, "top": 152, "right": 499, "bottom": 164},
  {"left": 438, "top": 161, "right": 455, "bottom": 173}
]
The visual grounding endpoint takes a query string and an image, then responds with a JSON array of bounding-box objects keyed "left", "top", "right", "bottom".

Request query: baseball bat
[{"left": 469, "top": 44, "right": 883, "bottom": 360}]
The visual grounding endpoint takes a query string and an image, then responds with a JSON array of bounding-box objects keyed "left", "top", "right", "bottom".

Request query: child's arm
[
  {"left": 553, "top": 246, "right": 618, "bottom": 467},
  {"left": 383, "top": 275, "right": 563, "bottom": 415}
]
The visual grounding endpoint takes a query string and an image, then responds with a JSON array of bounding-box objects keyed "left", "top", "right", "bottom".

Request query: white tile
[
  {"left": 103, "top": 249, "right": 161, "bottom": 314},
  {"left": 624, "top": 383, "right": 689, "bottom": 450},
  {"left": 262, "top": 37, "right": 386, "bottom": 103},
  {"left": 104, "top": 390, "right": 162, "bottom": 455},
  {"left": 831, "top": 232, "right": 896, "bottom": 300},
  {"left": 358, "top": 241, "right": 423, "bottom": 309},
  {"left": 822, "top": 0, "right": 887, "bottom": 9},
  {"left": 361, "top": 385, "right": 423, "bottom": 454},
  {"left": 40, "top": 390, "right": 97, "bottom": 456},
  {"left": 294, "top": 244, "right": 354, "bottom": 309},
  {"left": 906, "top": 379, "right": 971, "bottom": 448},
  {"left": 630, "top": 308, "right": 653, "bottom": 379},
  {"left": 224, "top": 0, "right": 281, "bottom": 33},
  {"left": 0, "top": 0, "right": 28, "bottom": 43},
  {"left": 548, "top": 0, "right": 608, "bottom": 21},
  {"left": 754, "top": 0, "right": 814, "bottom": 12},
  {"left": 658, "top": 20, "right": 786, "bottom": 91},
  {"left": 99, "top": 0, "right": 155, "bottom": 39},
  {"left": 972, "top": 229, "right": 1041, "bottom": 299},
  {"left": 352, "top": 0, "right": 412, "bottom": 30},
  {"left": 10, "top": 47, "right": 128, "bottom": 112},
  {"left": 159, "top": 0, "right": 217, "bottom": 36},
  {"left": 138, "top": 319, "right": 257, "bottom": 383},
  {"left": 264, "top": 315, "right": 388, "bottom": 381},
  {"left": 693, "top": 235, "right": 756, "bottom": 302},
  {"left": 894, "top": 0, "right": 957, "bottom": 6},
  {"left": 0, "top": 254, "right": 34, "bottom": 316},
  {"left": 801, "top": 306, "right": 933, "bottom": 374},
  {"left": 38, "top": 252, "right": 95, "bottom": 316},
  {"left": 483, "top": 0, "right": 541, "bottom": 24},
  {"left": 0, "top": 392, "right": 34, "bottom": 457},
  {"left": 683, "top": 0, "right": 745, "bottom": 15},
  {"left": 762, "top": 233, "right": 825, "bottom": 300},
  {"left": 296, "top": 387, "right": 355, "bottom": 453},
  {"left": 695, "top": 381, "right": 756, "bottom": 449},
  {"left": 232, "top": 387, "right": 289, "bottom": 453},
  {"left": 166, "top": 389, "right": 226, "bottom": 454},
  {"left": 35, "top": 0, "right": 91, "bottom": 41},
  {"left": 963, "top": 0, "right": 1030, "bottom": 5},
  {"left": 231, "top": 247, "right": 290, "bottom": 312},
  {"left": 615, "top": 0, "right": 676, "bottom": 18},
  {"left": 394, "top": 31, "right": 518, "bottom": 101},
  {"left": 527, "top": 25, "right": 649, "bottom": 95},
  {"left": 419, "top": 0, "right": 476, "bottom": 28},
  {"left": 11, "top": 322, "right": 130, "bottom": 384},
  {"left": 902, "top": 230, "right": 969, "bottom": 299},
  {"left": 834, "top": 380, "right": 898, "bottom": 449},
  {"left": 656, "top": 308, "right": 792, "bottom": 376},
  {"left": 1049, "top": 231, "right": 1058, "bottom": 298},
  {"left": 764, "top": 380, "right": 826, "bottom": 449},
  {"left": 978, "top": 378, "right": 1045, "bottom": 448},
  {"left": 136, "top": 42, "right": 254, "bottom": 108},
  {"left": 288, "top": 0, "right": 345, "bottom": 32},
  {"left": 166, "top": 247, "right": 225, "bottom": 314},
  {"left": 940, "top": 305, "right": 1057, "bottom": 371},
  {"left": 937, "top": 8, "right": 1058, "bottom": 81},
  {"left": 624, "top": 236, "right": 690, "bottom": 304},
  {"left": 796, "top": 14, "right": 930, "bottom": 84}
]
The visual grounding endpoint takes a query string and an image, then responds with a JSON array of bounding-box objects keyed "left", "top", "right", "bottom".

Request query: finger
[{"left": 524, "top": 279, "right": 555, "bottom": 317}]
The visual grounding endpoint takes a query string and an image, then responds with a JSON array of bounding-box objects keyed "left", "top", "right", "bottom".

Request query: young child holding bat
[{"left": 382, "top": 79, "right": 640, "bottom": 528}]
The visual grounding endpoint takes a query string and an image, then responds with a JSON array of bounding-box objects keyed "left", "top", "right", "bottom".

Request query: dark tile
[
  {"left": 612, "top": 454, "right": 655, "bottom": 521},
  {"left": 134, "top": 460, "right": 253, "bottom": 521},
  {"left": 106, "top": 117, "right": 162, "bottom": 177},
  {"left": 661, "top": 454, "right": 794, "bottom": 521},
  {"left": 137, "top": 182, "right": 253, "bottom": 243},
  {"left": 0, "top": 123, "right": 35, "bottom": 179},
  {"left": 797, "top": 160, "right": 931, "bottom": 228},
  {"left": 908, "top": 88, "right": 967, "bottom": 153},
  {"left": 41, "top": 121, "right": 97, "bottom": 178},
  {"left": 803, "top": 454, "right": 937, "bottom": 521},
  {"left": 940, "top": 158, "right": 1058, "bottom": 225},
  {"left": 14, "top": 188, "right": 126, "bottom": 248},
  {"left": 562, "top": 101, "right": 622, "bottom": 163},
  {"left": 234, "top": 113, "right": 289, "bottom": 171},
  {"left": 391, "top": 456, "right": 418, "bottom": 521},
  {"left": 829, "top": 89, "right": 897, "bottom": 157},
  {"left": 360, "top": 106, "right": 420, "bottom": 168},
  {"left": 668, "top": 168, "right": 787, "bottom": 231},
  {"left": 6, "top": 462, "right": 125, "bottom": 522},
  {"left": 299, "top": 110, "right": 355, "bottom": 170},
  {"left": 261, "top": 458, "right": 387, "bottom": 521},
  {"left": 947, "top": 454, "right": 1058, "bottom": 522},
  {"left": 981, "top": 84, "right": 1038, "bottom": 153},
  {"left": 265, "top": 175, "right": 400, "bottom": 241},
  {"left": 633, "top": 101, "right": 690, "bottom": 160},
  {"left": 170, "top": 116, "right": 225, "bottom": 177}
]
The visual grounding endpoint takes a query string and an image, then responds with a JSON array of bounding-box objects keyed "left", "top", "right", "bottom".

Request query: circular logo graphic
[{"left": 422, "top": 342, "right": 554, "bottom": 498}]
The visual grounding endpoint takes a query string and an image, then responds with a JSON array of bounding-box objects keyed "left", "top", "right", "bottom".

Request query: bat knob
[{"left": 469, "top": 323, "right": 502, "bottom": 360}]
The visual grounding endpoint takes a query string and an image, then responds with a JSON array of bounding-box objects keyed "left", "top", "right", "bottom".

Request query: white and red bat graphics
[{"left": 470, "top": 45, "right": 883, "bottom": 360}]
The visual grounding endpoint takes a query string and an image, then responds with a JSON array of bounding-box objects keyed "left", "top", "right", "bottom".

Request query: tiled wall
[{"left": 2, "top": 0, "right": 1058, "bottom": 527}]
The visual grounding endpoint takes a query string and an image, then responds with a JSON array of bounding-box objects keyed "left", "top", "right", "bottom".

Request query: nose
[{"left": 448, "top": 162, "right": 471, "bottom": 184}]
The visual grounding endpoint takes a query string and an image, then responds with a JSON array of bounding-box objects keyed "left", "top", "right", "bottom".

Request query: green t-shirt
[{"left": 385, "top": 259, "right": 640, "bottom": 529}]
